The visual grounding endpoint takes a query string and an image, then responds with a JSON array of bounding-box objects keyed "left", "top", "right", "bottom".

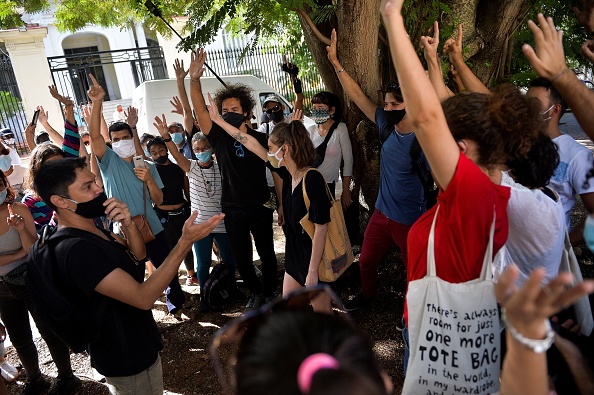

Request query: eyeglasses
[
  {"left": 234, "top": 140, "right": 244, "bottom": 158},
  {"left": 209, "top": 285, "right": 350, "bottom": 395},
  {"left": 265, "top": 105, "right": 281, "bottom": 114}
]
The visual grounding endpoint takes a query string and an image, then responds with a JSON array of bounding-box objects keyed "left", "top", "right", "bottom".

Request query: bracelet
[
  {"left": 131, "top": 126, "right": 137, "bottom": 130},
  {"left": 550, "top": 68, "right": 570, "bottom": 83},
  {"left": 501, "top": 308, "right": 555, "bottom": 353},
  {"left": 336, "top": 68, "right": 345, "bottom": 74},
  {"left": 163, "top": 136, "right": 172, "bottom": 142},
  {"left": 190, "top": 78, "right": 200, "bottom": 83}
]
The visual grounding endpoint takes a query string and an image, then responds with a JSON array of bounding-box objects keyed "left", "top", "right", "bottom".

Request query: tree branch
[{"left": 293, "top": 8, "right": 331, "bottom": 46}]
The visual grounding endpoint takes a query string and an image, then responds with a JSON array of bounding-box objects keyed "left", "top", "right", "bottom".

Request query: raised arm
[
  {"left": 37, "top": 106, "right": 63, "bottom": 146},
  {"left": 23, "top": 123, "right": 36, "bottom": 151},
  {"left": 189, "top": 49, "right": 213, "bottom": 135},
  {"left": 94, "top": 211, "right": 223, "bottom": 310},
  {"left": 49, "top": 85, "right": 75, "bottom": 125},
  {"left": 381, "top": 0, "right": 460, "bottom": 189},
  {"left": 125, "top": 107, "right": 142, "bottom": 157},
  {"left": 206, "top": 94, "right": 267, "bottom": 161},
  {"left": 523, "top": 14, "right": 594, "bottom": 140},
  {"left": 173, "top": 59, "right": 195, "bottom": 133},
  {"left": 87, "top": 74, "right": 107, "bottom": 160},
  {"left": 282, "top": 58, "right": 304, "bottom": 111},
  {"left": 444, "top": 24, "right": 490, "bottom": 94},
  {"left": 326, "top": 29, "right": 378, "bottom": 122},
  {"left": 153, "top": 114, "right": 192, "bottom": 173},
  {"left": 421, "top": 21, "right": 453, "bottom": 101}
]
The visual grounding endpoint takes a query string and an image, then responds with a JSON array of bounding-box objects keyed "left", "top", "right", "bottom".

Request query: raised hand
[
  {"left": 573, "top": 0, "right": 594, "bottom": 32},
  {"left": 152, "top": 114, "right": 169, "bottom": 137},
  {"left": 289, "top": 108, "right": 303, "bottom": 123},
  {"left": 206, "top": 93, "right": 224, "bottom": 125},
  {"left": 87, "top": 74, "right": 106, "bottom": 102},
  {"left": 582, "top": 39, "right": 594, "bottom": 63},
  {"left": 180, "top": 210, "right": 225, "bottom": 244},
  {"left": 124, "top": 106, "right": 138, "bottom": 128},
  {"left": 443, "top": 23, "right": 463, "bottom": 63},
  {"left": 522, "top": 14, "right": 568, "bottom": 82},
  {"left": 421, "top": 21, "right": 440, "bottom": 62},
  {"left": 81, "top": 104, "right": 92, "bottom": 125},
  {"left": 173, "top": 58, "right": 189, "bottom": 80},
  {"left": 36, "top": 106, "right": 49, "bottom": 125},
  {"left": 189, "top": 49, "right": 207, "bottom": 81},
  {"left": 170, "top": 96, "right": 184, "bottom": 115},
  {"left": 6, "top": 204, "right": 25, "bottom": 232},
  {"left": 326, "top": 29, "right": 340, "bottom": 66},
  {"left": 49, "top": 85, "right": 74, "bottom": 106},
  {"left": 379, "top": 0, "right": 405, "bottom": 19}
]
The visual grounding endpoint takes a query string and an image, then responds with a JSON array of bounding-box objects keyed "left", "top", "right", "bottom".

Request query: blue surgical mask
[
  {"left": 197, "top": 151, "right": 212, "bottom": 163},
  {"left": 0, "top": 155, "right": 12, "bottom": 173},
  {"left": 584, "top": 215, "right": 594, "bottom": 252},
  {"left": 171, "top": 133, "right": 185, "bottom": 145},
  {"left": 311, "top": 108, "right": 330, "bottom": 124},
  {"left": 143, "top": 148, "right": 150, "bottom": 157},
  {"left": 0, "top": 189, "right": 7, "bottom": 205}
]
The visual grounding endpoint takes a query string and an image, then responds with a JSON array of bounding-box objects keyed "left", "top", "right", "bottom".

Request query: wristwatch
[{"left": 163, "top": 136, "right": 172, "bottom": 142}]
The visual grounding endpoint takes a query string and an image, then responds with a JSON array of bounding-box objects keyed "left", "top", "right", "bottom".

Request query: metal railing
[
  {"left": 0, "top": 52, "right": 29, "bottom": 156},
  {"left": 201, "top": 46, "right": 326, "bottom": 109},
  {"left": 48, "top": 46, "right": 167, "bottom": 106}
]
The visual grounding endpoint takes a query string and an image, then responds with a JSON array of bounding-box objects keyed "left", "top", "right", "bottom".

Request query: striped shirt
[{"left": 188, "top": 160, "right": 225, "bottom": 233}]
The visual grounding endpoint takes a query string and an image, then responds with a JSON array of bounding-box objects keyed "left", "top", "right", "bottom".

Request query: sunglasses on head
[
  {"left": 209, "top": 285, "right": 351, "bottom": 395},
  {"left": 265, "top": 105, "right": 282, "bottom": 114}
]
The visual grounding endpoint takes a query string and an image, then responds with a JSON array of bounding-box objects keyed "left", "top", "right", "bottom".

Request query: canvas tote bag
[
  {"left": 402, "top": 206, "right": 500, "bottom": 395},
  {"left": 300, "top": 169, "right": 354, "bottom": 282}
]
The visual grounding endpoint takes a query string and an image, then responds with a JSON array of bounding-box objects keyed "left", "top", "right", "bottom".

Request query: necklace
[
  {"left": 198, "top": 163, "right": 216, "bottom": 197},
  {"left": 394, "top": 129, "right": 413, "bottom": 138}
]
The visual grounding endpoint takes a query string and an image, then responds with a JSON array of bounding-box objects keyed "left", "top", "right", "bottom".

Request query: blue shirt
[
  {"left": 375, "top": 107, "right": 429, "bottom": 225},
  {"left": 98, "top": 148, "right": 165, "bottom": 234}
]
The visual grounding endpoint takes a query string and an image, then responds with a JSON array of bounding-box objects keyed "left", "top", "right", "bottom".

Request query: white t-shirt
[
  {"left": 548, "top": 134, "right": 594, "bottom": 230},
  {"left": 307, "top": 122, "right": 353, "bottom": 184},
  {"left": 187, "top": 160, "right": 226, "bottom": 233},
  {"left": 112, "top": 110, "right": 126, "bottom": 123},
  {"left": 493, "top": 171, "right": 565, "bottom": 285}
]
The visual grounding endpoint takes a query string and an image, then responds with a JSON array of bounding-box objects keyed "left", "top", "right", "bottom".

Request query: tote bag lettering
[{"left": 402, "top": 206, "right": 500, "bottom": 395}]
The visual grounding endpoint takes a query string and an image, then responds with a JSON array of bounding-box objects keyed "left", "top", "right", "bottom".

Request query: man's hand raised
[
  {"left": 189, "top": 49, "right": 206, "bottom": 81},
  {"left": 87, "top": 74, "right": 106, "bottom": 102}
]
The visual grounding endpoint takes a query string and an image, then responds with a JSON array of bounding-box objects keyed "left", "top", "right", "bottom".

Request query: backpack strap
[{"left": 313, "top": 121, "right": 341, "bottom": 167}]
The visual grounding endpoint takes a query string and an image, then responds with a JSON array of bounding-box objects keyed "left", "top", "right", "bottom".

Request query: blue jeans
[{"left": 193, "top": 233, "right": 236, "bottom": 289}]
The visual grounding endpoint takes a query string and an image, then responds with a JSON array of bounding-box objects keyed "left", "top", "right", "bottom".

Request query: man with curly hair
[{"left": 188, "top": 49, "right": 278, "bottom": 310}]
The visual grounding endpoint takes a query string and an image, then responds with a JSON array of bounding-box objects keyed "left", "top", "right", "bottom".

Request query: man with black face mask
[
  {"left": 189, "top": 49, "right": 279, "bottom": 311},
  {"left": 327, "top": 30, "right": 431, "bottom": 312},
  {"left": 33, "top": 157, "right": 223, "bottom": 394}
]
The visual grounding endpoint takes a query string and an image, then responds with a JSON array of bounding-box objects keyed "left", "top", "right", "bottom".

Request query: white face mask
[
  {"left": 4, "top": 138, "right": 14, "bottom": 146},
  {"left": 111, "top": 139, "right": 136, "bottom": 158},
  {"left": 0, "top": 154, "right": 12, "bottom": 173}
]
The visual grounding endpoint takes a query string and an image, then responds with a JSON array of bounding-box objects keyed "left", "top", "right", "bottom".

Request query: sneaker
[
  {"left": 245, "top": 294, "right": 262, "bottom": 311},
  {"left": 0, "top": 359, "right": 19, "bottom": 382},
  {"left": 48, "top": 374, "right": 82, "bottom": 395},
  {"left": 343, "top": 293, "right": 370, "bottom": 312},
  {"left": 186, "top": 275, "right": 199, "bottom": 286},
  {"left": 22, "top": 376, "right": 50, "bottom": 395}
]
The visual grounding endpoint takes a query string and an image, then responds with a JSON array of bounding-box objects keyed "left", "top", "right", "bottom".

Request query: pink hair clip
[{"left": 297, "top": 353, "right": 340, "bottom": 393}]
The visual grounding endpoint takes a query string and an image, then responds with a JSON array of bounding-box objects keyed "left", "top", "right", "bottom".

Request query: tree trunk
[{"left": 298, "top": 0, "right": 382, "bottom": 218}]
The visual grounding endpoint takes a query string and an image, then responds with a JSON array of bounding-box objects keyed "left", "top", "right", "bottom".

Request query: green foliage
[{"left": 0, "top": 91, "right": 22, "bottom": 118}]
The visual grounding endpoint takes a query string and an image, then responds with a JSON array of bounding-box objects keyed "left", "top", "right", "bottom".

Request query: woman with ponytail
[{"left": 192, "top": 95, "right": 332, "bottom": 311}]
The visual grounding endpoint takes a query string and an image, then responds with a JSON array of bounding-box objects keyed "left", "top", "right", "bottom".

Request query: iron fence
[
  {"left": 0, "top": 52, "right": 29, "bottom": 156},
  {"left": 202, "top": 46, "right": 326, "bottom": 110},
  {"left": 48, "top": 46, "right": 167, "bottom": 106}
]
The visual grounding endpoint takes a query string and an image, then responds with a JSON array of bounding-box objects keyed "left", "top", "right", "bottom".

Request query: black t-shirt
[
  {"left": 268, "top": 165, "right": 332, "bottom": 285},
  {"left": 206, "top": 123, "right": 269, "bottom": 208},
  {"left": 155, "top": 162, "right": 186, "bottom": 206},
  {"left": 55, "top": 228, "right": 162, "bottom": 377}
]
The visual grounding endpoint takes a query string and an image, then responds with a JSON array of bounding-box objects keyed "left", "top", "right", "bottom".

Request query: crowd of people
[{"left": 0, "top": 2, "right": 592, "bottom": 395}]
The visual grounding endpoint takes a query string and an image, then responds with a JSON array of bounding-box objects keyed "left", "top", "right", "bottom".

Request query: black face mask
[
  {"left": 65, "top": 192, "right": 108, "bottom": 219},
  {"left": 154, "top": 155, "right": 168, "bottom": 165},
  {"left": 222, "top": 112, "right": 246, "bottom": 128},
  {"left": 267, "top": 109, "right": 284, "bottom": 123},
  {"left": 386, "top": 108, "right": 406, "bottom": 126}
]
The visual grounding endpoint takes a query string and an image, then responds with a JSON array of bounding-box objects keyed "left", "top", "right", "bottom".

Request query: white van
[{"left": 132, "top": 75, "right": 297, "bottom": 135}]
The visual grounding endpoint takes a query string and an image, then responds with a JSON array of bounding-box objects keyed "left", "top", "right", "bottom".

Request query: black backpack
[
  {"left": 202, "top": 262, "right": 233, "bottom": 310},
  {"left": 25, "top": 226, "right": 115, "bottom": 353},
  {"left": 381, "top": 131, "right": 438, "bottom": 210}
]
